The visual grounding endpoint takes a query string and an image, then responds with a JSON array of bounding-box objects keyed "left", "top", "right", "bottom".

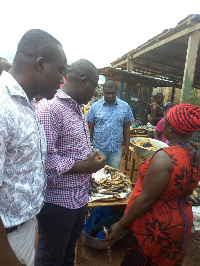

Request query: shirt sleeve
[
  {"left": 124, "top": 104, "right": 134, "bottom": 122},
  {"left": 155, "top": 118, "right": 165, "bottom": 132},
  {"left": 36, "top": 103, "right": 75, "bottom": 182},
  {"left": 0, "top": 113, "right": 10, "bottom": 186},
  {"left": 86, "top": 105, "right": 95, "bottom": 122}
]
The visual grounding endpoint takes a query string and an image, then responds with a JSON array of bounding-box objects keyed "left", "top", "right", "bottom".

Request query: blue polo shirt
[{"left": 86, "top": 98, "right": 133, "bottom": 152}]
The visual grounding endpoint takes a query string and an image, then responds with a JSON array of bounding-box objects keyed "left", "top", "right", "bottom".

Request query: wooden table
[
  {"left": 75, "top": 136, "right": 150, "bottom": 264},
  {"left": 75, "top": 197, "right": 130, "bottom": 264},
  {"left": 130, "top": 133, "right": 149, "bottom": 138}
]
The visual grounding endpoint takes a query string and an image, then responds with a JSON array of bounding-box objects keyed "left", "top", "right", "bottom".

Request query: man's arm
[
  {"left": 67, "top": 149, "right": 105, "bottom": 174},
  {"left": 87, "top": 121, "right": 95, "bottom": 142},
  {"left": 0, "top": 114, "right": 21, "bottom": 265},
  {"left": 122, "top": 121, "right": 131, "bottom": 160},
  {"left": 0, "top": 218, "right": 21, "bottom": 266}
]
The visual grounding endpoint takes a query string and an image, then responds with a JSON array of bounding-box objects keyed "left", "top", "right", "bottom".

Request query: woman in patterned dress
[{"left": 107, "top": 104, "right": 200, "bottom": 265}]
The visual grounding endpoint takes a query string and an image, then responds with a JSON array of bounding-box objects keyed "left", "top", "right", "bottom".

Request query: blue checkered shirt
[
  {"left": 86, "top": 98, "right": 133, "bottom": 151},
  {"left": 36, "top": 89, "right": 92, "bottom": 209}
]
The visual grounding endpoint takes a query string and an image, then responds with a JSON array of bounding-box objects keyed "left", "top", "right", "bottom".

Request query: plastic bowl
[{"left": 130, "top": 137, "right": 168, "bottom": 158}]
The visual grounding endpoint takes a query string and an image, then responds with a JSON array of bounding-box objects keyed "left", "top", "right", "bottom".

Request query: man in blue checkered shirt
[
  {"left": 87, "top": 80, "right": 134, "bottom": 169},
  {"left": 35, "top": 59, "right": 105, "bottom": 266}
]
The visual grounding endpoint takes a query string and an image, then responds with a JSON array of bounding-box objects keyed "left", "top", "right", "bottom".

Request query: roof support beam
[
  {"left": 180, "top": 30, "right": 200, "bottom": 102},
  {"left": 129, "top": 24, "right": 200, "bottom": 60},
  {"left": 127, "top": 56, "right": 133, "bottom": 72}
]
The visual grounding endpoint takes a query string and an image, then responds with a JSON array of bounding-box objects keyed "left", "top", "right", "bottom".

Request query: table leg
[
  {"left": 130, "top": 158, "right": 136, "bottom": 182},
  {"left": 125, "top": 158, "right": 128, "bottom": 171}
]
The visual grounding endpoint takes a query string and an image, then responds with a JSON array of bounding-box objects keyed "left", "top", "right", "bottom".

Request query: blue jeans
[
  {"left": 35, "top": 202, "right": 87, "bottom": 266},
  {"left": 93, "top": 147, "right": 121, "bottom": 169}
]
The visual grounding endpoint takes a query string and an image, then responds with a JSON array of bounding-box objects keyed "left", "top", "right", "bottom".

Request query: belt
[{"left": 5, "top": 222, "right": 26, "bottom": 234}]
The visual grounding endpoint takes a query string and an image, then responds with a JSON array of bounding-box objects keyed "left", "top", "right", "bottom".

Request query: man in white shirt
[{"left": 0, "top": 29, "right": 67, "bottom": 266}]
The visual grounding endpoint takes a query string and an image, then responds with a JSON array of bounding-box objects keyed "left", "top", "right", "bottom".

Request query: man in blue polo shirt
[{"left": 87, "top": 80, "right": 133, "bottom": 169}]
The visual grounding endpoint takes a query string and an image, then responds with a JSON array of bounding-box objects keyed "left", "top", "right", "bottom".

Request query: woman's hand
[{"left": 106, "top": 222, "right": 124, "bottom": 241}]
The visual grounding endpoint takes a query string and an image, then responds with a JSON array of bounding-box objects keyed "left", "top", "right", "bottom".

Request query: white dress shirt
[{"left": 0, "top": 71, "right": 47, "bottom": 227}]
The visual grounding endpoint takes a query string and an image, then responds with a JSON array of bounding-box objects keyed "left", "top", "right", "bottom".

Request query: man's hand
[
  {"left": 94, "top": 152, "right": 105, "bottom": 161},
  {"left": 84, "top": 150, "right": 106, "bottom": 173},
  {"left": 0, "top": 218, "right": 21, "bottom": 266},
  {"left": 0, "top": 253, "right": 21, "bottom": 266}
]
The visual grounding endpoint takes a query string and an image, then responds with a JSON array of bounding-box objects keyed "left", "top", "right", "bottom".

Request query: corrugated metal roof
[
  {"left": 98, "top": 67, "right": 180, "bottom": 87},
  {"left": 111, "top": 14, "right": 200, "bottom": 89}
]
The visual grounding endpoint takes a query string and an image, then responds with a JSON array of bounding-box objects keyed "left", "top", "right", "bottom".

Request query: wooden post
[
  {"left": 120, "top": 80, "right": 124, "bottom": 99},
  {"left": 171, "top": 86, "right": 175, "bottom": 103},
  {"left": 180, "top": 30, "right": 200, "bottom": 103},
  {"left": 127, "top": 56, "right": 133, "bottom": 72}
]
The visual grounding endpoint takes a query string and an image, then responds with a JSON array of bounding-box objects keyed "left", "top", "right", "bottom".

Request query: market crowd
[{"left": 0, "top": 29, "right": 200, "bottom": 266}]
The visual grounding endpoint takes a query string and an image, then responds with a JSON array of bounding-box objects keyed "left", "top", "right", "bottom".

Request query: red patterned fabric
[
  {"left": 166, "top": 103, "right": 200, "bottom": 134},
  {"left": 122, "top": 146, "right": 200, "bottom": 266}
]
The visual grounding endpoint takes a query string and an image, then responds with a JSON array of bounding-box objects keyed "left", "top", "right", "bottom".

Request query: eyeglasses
[{"left": 83, "top": 76, "right": 99, "bottom": 89}]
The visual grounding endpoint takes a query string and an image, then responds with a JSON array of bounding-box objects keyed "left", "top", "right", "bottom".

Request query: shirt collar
[
  {"left": 102, "top": 97, "right": 118, "bottom": 106},
  {"left": 56, "top": 88, "right": 71, "bottom": 100},
  {"left": 1, "top": 71, "right": 35, "bottom": 106},
  {"left": 56, "top": 89, "right": 83, "bottom": 113}
]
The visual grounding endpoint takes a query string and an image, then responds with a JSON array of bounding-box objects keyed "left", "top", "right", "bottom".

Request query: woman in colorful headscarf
[{"left": 107, "top": 103, "right": 200, "bottom": 265}]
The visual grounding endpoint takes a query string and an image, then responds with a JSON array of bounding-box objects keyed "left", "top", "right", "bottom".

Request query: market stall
[
  {"left": 75, "top": 165, "right": 132, "bottom": 264},
  {"left": 75, "top": 138, "right": 169, "bottom": 264}
]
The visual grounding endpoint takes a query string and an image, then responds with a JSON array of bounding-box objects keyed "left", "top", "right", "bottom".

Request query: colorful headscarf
[{"left": 166, "top": 103, "right": 200, "bottom": 135}]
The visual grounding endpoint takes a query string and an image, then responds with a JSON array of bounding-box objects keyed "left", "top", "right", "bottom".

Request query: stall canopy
[
  {"left": 111, "top": 14, "right": 200, "bottom": 90},
  {"left": 98, "top": 67, "right": 180, "bottom": 88}
]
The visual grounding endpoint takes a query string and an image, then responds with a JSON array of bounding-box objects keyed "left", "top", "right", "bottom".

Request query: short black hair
[
  {"left": 66, "top": 59, "right": 98, "bottom": 83},
  {"left": 103, "top": 80, "right": 117, "bottom": 90},
  {"left": 154, "top": 92, "right": 164, "bottom": 98},
  {"left": 165, "top": 102, "right": 174, "bottom": 111},
  {"left": 14, "top": 29, "right": 62, "bottom": 64}
]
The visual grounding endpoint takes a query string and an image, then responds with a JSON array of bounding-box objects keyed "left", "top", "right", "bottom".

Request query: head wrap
[{"left": 166, "top": 103, "right": 200, "bottom": 135}]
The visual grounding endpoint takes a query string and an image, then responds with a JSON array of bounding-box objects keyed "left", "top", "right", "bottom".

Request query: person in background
[
  {"left": 147, "top": 95, "right": 155, "bottom": 119},
  {"left": 0, "top": 29, "right": 67, "bottom": 266},
  {"left": 149, "top": 92, "right": 164, "bottom": 126},
  {"left": 190, "top": 129, "right": 200, "bottom": 153},
  {"left": 0, "top": 57, "right": 11, "bottom": 75},
  {"left": 35, "top": 59, "right": 106, "bottom": 266},
  {"left": 154, "top": 102, "right": 174, "bottom": 143},
  {"left": 87, "top": 80, "right": 133, "bottom": 169},
  {"left": 189, "top": 130, "right": 200, "bottom": 243},
  {"left": 91, "top": 89, "right": 98, "bottom": 104},
  {"left": 107, "top": 103, "right": 200, "bottom": 265}
]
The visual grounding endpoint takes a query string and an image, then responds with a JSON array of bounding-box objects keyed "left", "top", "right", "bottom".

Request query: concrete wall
[{"left": 153, "top": 87, "right": 200, "bottom": 105}]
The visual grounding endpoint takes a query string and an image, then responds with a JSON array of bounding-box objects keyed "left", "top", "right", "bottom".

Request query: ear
[
  {"left": 81, "top": 76, "right": 88, "bottom": 83},
  {"left": 169, "top": 126, "right": 173, "bottom": 133},
  {"left": 35, "top": 57, "right": 44, "bottom": 72},
  {"left": 80, "top": 76, "right": 89, "bottom": 88}
]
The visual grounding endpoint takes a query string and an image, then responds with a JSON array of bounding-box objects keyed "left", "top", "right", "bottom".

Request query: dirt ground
[
  {"left": 75, "top": 236, "right": 200, "bottom": 266},
  {"left": 75, "top": 154, "right": 200, "bottom": 265}
]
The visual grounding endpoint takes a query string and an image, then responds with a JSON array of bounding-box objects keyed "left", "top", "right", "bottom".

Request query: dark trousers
[{"left": 35, "top": 202, "right": 87, "bottom": 266}]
